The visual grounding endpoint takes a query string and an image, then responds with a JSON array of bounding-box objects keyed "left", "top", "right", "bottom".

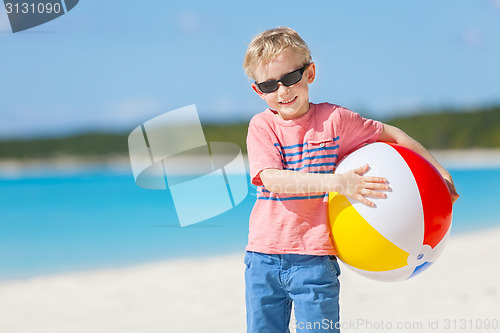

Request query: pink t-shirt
[{"left": 246, "top": 102, "right": 383, "bottom": 255}]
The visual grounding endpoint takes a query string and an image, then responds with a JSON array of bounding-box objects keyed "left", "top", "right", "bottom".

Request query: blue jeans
[{"left": 245, "top": 251, "right": 341, "bottom": 333}]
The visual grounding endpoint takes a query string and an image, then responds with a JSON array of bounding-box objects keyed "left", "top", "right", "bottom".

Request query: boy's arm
[
  {"left": 260, "top": 166, "right": 389, "bottom": 207},
  {"left": 378, "top": 123, "right": 459, "bottom": 204}
]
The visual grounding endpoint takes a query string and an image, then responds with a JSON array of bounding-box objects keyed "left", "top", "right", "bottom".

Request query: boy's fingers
[
  {"left": 367, "top": 176, "right": 388, "bottom": 183},
  {"left": 353, "top": 164, "right": 370, "bottom": 175},
  {"left": 358, "top": 196, "right": 376, "bottom": 207},
  {"left": 364, "top": 179, "right": 390, "bottom": 188},
  {"left": 361, "top": 189, "right": 388, "bottom": 198},
  {"left": 444, "top": 179, "right": 459, "bottom": 205}
]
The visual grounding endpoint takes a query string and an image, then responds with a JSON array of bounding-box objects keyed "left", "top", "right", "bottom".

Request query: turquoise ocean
[{"left": 0, "top": 165, "right": 498, "bottom": 281}]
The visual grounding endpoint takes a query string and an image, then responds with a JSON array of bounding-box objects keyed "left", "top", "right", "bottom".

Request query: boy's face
[{"left": 252, "top": 49, "right": 315, "bottom": 120}]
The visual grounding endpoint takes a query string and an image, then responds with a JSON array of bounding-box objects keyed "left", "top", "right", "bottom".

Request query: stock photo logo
[
  {"left": 2, "top": 0, "right": 79, "bottom": 33},
  {"left": 128, "top": 105, "right": 249, "bottom": 227}
]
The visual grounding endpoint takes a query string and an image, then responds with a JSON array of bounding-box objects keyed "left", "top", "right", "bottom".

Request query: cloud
[
  {"left": 371, "top": 96, "right": 425, "bottom": 117},
  {"left": 173, "top": 10, "right": 222, "bottom": 37},
  {"left": 0, "top": 103, "right": 75, "bottom": 138},
  {"left": 106, "top": 95, "right": 165, "bottom": 126},
  {"left": 204, "top": 95, "right": 240, "bottom": 121},
  {"left": 489, "top": 0, "right": 500, "bottom": 10},
  {"left": 176, "top": 10, "right": 203, "bottom": 35},
  {"left": 461, "top": 28, "right": 485, "bottom": 48},
  {"left": 0, "top": 96, "right": 166, "bottom": 139}
]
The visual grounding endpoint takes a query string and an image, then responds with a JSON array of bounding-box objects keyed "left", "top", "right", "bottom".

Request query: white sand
[
  {"left": 431, "top": 149, "right": 500, "bottom": 169},
  {"left": 338, "top": 228, "right": 500, "bottom": 332},
  {"left": 0, "top": 228, "right": 499, "bottom": 333}
]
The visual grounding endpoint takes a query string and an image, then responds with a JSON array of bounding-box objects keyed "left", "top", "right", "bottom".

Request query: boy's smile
[
  {"left": 252, "top": 49, "right": 315, "bottom": 120},
  {"left": 280, "top": 96, "right": 297, "bottom": 105}
]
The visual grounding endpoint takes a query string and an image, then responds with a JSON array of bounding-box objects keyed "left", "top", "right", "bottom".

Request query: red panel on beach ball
[{"left": 388, "top": 143, "right": 453, "bottom": 248}]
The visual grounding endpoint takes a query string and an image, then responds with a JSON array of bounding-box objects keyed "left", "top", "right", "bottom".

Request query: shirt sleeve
[
  {"left": 337, "top": 107, "right": 384, "bottom": 159},
  {"left": 246, "top": 117, "right": 283, "bottom": 186}
]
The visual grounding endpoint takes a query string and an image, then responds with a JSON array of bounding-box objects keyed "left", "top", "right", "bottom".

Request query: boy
[{"left": 243, "top": 27, "right": 458, "bottom": 333}]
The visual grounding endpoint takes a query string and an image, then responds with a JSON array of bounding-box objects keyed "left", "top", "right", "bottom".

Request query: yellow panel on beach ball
[{"left": 329, "top": 192, "right": 409, "bottom": 271}]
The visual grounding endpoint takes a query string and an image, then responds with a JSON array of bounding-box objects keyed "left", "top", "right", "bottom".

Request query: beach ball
[{"left": 328, "top": 142, "right": 453, "bottom": 282}]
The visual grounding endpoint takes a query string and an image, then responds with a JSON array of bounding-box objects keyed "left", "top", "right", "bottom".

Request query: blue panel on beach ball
[{"left": 409, "top": 261, "right": 433, "bottom": 279}]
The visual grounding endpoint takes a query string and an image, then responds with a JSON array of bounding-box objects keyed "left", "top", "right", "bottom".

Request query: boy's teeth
[{"left": 281, "top": 97, "right": 295, "bottom": 103}]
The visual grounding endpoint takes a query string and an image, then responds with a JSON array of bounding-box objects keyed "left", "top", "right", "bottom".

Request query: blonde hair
[{"left": 243, "top": 27, "right": 312, "bottom": 80}]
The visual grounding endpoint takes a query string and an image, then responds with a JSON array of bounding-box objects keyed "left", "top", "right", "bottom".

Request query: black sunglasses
[{"left": 255, "top": 63, "right": 310, "bottom": 93}]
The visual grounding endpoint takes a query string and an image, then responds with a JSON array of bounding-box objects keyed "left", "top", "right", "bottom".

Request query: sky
[{"left": 1, "top": 0, "right": 500, "bottom": 138}]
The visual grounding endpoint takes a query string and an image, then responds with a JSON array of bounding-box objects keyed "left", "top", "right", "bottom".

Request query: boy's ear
[
  {"left": 307, "top": 62, "right": 316, "bottom": 83},
  {"left": 251, "top": 83, "right": 266, "bottom": 100}
]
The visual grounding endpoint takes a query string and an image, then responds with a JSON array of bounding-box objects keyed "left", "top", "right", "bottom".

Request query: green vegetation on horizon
[
  {"left": 387, "top": 105, "right": 500, "bottom": 149},
  {"left": 0, "top": 106, "right": 499, "bottom": 160}
]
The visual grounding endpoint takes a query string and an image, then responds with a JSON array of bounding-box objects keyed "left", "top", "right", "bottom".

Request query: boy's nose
[{"left": 277, "top": 82, "right": 291, "bottom": 95}]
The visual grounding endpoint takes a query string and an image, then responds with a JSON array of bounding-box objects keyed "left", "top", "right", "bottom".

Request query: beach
[
  {"left": 0, "top": 227, "right": 499, "bottom": 333},
  {"left": 1, "top": 147, "right": 500, "bottom": 175},
  {"left": 0, "top": 150, "right": 498, "bottom": 332}
]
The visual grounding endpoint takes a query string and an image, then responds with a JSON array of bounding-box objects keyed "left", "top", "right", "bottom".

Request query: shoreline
[
  {"left": 0, "top": 223, "right": 488, "bottom": 284},
  {"left": 0, "top": 227, "right": 499, "bottom": 333},
  {"left": 0, "top": 155, "right": 132, "bottom": 177},
  {"left": 1, "top": 148, "right": 500, "bottom": 175},
  {"left": 431, "top": 148, "right": 500, "bottom": 169}
]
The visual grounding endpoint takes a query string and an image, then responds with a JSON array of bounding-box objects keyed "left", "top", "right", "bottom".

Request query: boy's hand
[
  {"left": 442, "top": 175, "right": 459, "bottom": 205},
  {"left": 338, "top": 164, "right": 390, "bottom": 207},
  {"left": 379, "top": 123, "right": 459, "bottom": 205}
]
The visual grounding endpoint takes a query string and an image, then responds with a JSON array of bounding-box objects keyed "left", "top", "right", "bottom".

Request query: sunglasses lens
[
  {"left": 281, "top": 70, "right": 302, "bottom": 87},
  {"left": 258, "top": 81, "right": 278, "bottom": 93}
]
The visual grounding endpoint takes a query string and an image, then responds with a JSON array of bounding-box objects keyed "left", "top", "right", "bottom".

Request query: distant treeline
[
  {"left": 387, "top": 105, "right": 500, "bottom": 149},
  {"left": 0, "top": 125, "right": 249, "bottom": 160},
  {"left": 0, "top": 106, "right": 499, "bottom": 160}
]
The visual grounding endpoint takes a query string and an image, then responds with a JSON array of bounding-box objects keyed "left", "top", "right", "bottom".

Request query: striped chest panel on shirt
[
  {"left": 256, "top": 136, "right": 340, "bottom": 201},
  {"left": 277, "top": 136, "right": 340, "bottom": 173}
]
